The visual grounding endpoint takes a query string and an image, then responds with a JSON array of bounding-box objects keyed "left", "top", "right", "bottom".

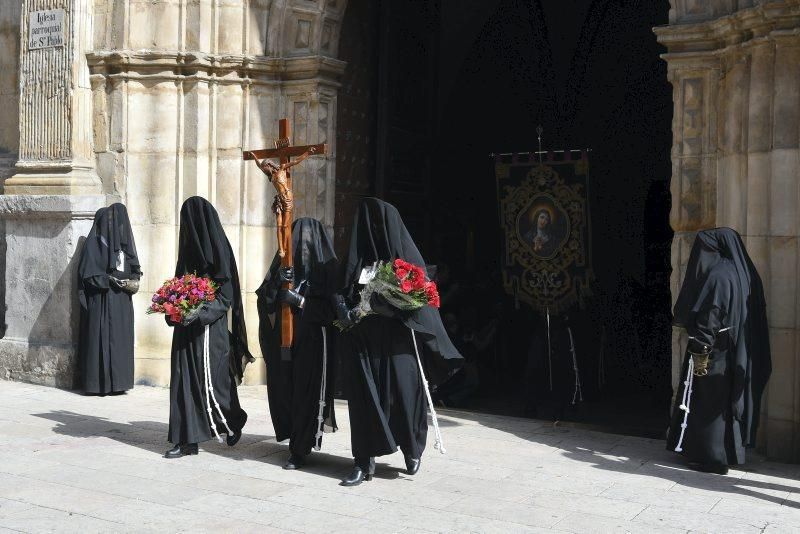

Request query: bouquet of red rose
[
  {"left": 336, "top": 259, "right": 440, "bottom": 330},
  {"left": 147, "top": 273, "right": 218, "bottom": 324}
]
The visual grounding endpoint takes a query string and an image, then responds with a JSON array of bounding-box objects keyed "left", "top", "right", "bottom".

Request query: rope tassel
[
  {"left": 203, "top": 324, "right": 235, "bottom": 443},
  {"left": 313, "top": 327, "right": 328, "bottom": 451},
  {"left": 674, "top": 356, "right": 695, "bottom": 453},
  {"left": 410, "top": 329, "right": 446, "bottom": 454}
]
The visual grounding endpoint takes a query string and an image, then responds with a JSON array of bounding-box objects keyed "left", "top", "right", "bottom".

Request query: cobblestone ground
[{"left": 1, "top": 380, "right": 799, "bottom": 533}]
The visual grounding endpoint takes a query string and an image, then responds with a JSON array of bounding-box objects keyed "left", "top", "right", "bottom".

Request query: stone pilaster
[
  {"left": 657, "top": 0, "right": 800, "bottom": 462},
  {"left": 0, "top": 0, "right": 107, "bottom": 387},
  {"left": 4, "top": 0, "right": 100, "bottom": 195}
]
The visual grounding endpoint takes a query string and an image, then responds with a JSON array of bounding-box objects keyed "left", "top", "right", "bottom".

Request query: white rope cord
[
  {"left": 546, "top": 308, "right": 553, "bottom": 391},
  {"left": 567, "top": 327, "right": 583, "bottom": 405},
  {"left": 410, "top": 329, "right": 446, "bottom": 454},
  {"left": 674, "top": 356, "right": 695, "bottom": 453},
  {"left": 313, "top": 326, "right": 328, "bottom": 451},
  {"left": 203, "top": 324, "right": 234, "bottom": 443}
]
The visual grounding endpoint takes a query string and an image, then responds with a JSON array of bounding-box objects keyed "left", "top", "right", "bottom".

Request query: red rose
[
  {"left": 400, "top": 279, "right": 414, "bottom": 293},
  {"left": 395, "top": 267, "right": 409, "bottom": 280},
  {"left": 410, "top": 268, "right": 427, "bottom": 291}
]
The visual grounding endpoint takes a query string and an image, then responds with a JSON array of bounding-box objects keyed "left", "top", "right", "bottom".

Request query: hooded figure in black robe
[
  {"left": 77, "top": 203, "right": 141, "bottom": 395},
  {"left": 164, "top": 196, "right": 254, "bottom": 458},
  {"left": 256, "top": 218, "right": 338, "bottom": 469},
  {"left": 334, "top": 198, "right": 463, "bottom": 485},
  {"left": 667, "top": 228, "right": 771, "bottom": 473}
]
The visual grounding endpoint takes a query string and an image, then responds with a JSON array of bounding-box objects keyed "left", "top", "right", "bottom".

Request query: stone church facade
[{"left": 0, "top": 0, "right": 798, "bottom": 461}]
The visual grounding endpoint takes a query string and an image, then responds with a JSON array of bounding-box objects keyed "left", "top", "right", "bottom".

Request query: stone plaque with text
[{"left": 28, "top": 9, "right": 65, "bottom": 50}]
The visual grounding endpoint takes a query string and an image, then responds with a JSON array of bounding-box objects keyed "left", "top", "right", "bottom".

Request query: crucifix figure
[{"left": 243, "top": 118, "right": 327, "bottom": 352}]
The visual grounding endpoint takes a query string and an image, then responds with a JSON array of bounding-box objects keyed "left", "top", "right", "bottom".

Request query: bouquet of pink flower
[
  {"left": 147, "top": 273, "right": 218, "bottom": 324},
  {"left": 335, "top": 259, "right": 440, "bottom": 330}
]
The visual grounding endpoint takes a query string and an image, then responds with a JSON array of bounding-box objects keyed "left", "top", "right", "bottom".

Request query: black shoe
[
  {"left": 340, "top": 466, "right": 373, "bottom": 487},
  {"left": 164, "top": 443, "right": 198, "bottom": 459},
  {"left": 688, "top": 462, "right": 729, "bottom": 475},
  {"left": 226, "top": 430, "right": 242, "bottom": 447},
  {"left": 283, "top": 453, "right": 306, "bottom": 470},
  {"left": 404, "top": 456, "right": 421, "bottom": 476}
]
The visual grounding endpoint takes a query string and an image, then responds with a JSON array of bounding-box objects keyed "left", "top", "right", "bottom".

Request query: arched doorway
[{"left": 335, "top": 0, "right": 674, "bottom": 436}]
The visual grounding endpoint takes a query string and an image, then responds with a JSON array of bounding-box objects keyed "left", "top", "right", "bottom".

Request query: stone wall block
[
  {"left": 717, "top": 153, "right": 746, "bottom": 230},
  {"left": 247, "top": 0, "right": 272, "bottom": 56},
  {"left": 126, "top": 82, "right": 179, "bottom": 153},
  {"left": 214, "top": 158, "right": 243, "bottom": 226},
  {"left": 745, "top": 151, "right": 771, "bottom": 236},
  {"left": 719, "top": 55, "right": 749, "bottom": 155},
  {"left": 186, "top": 0, "right": 214, "bottom": 52},
  {"left": 768, "top": 236, "right": 797, "bottom": 329},
  {"left": 126, "top": 154, "right": 177, "bottom": 225},
  {"left": 215, "top": 84, "right": 244, "bottom": 150},
  {"left": 218, "top": 0, "right": 245, "bottom": 54},
  {"left": 241, "top": 224, "right": 277, "bottom": 293},
  {"left": 765, "top": 415, "right": 799, "bottom": 462},
  {"left": 766, "top": 327, "right": 796, "bottom": 423},
  {"left": 128, "top": 0, "right": 180, "bottom": 50},
  {"left": 773, "top": 42, "right": 800, "bottom": 150},
  {"left": 747, "top": 42, "right": 775, "bottom": 154},
  {"left": 131, "top": 222, "right": 177, "bottom": 295},
  {"left": 770, "top": 148, "right": 800, "bottom": 237}
]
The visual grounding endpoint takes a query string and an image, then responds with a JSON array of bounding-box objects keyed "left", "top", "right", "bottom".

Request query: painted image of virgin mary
[{"left": 519, "top": 200, "right": 569, "bottom": 259}]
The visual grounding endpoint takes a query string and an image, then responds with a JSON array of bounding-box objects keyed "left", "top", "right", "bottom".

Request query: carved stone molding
[
  {"left": 86, "top": 50, "right": 347, "bottom": 87},
  {"left": 659, "top": 0, "right": 800, "bottom": 54}
]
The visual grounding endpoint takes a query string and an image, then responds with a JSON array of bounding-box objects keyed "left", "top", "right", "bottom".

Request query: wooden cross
[{"left": 243, "top": 118, "right": 327, "bottom": 353}]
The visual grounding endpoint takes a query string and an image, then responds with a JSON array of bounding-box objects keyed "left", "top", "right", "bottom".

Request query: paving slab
[{"left": 1, "top": 380, "right": 799, "bottom": 533}]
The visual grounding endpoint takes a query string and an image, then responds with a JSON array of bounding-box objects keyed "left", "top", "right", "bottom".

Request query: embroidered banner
[{"left": 495, "top": 152, "right": 593, "bottom": 315}]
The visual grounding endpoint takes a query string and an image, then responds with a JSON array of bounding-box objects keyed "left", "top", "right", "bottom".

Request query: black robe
[
  {"left": 338, "top": 198, "right": 463, "bottom": 465},
  {"left": 167, "top": 196, "right": 254, "bottom": 445},
  {"left": 256, "top": 218, "right": 338, "bottom": 456},
  {"left": 667, "top": 228, "right": 771, "bottom": 466},
  {"left": 77, "top": 203, "right": 141, "bottom": 394}
]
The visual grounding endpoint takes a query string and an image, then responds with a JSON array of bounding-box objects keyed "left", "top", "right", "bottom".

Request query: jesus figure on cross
[{"left": 248, "top": 145, "right": 317, "bottom": 258}]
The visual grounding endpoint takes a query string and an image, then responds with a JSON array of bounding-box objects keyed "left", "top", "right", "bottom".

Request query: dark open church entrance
[{"left": 335, "top": 0, "right": 674, "bottom": 437}]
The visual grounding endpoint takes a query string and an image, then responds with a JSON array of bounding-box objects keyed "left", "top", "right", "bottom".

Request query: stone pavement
[{"left": 1, "top": 381, "right": 799, "bottom": 533}]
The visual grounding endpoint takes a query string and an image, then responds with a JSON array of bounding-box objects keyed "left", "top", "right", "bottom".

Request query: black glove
[
  {"left": 109, "top": 276, "right": 125, "bottom": 290},
  {"left": 332, "top": 294, "right": 356, "bottom": 328},
  {"left": 278, "top": 288, "right": 304, "bottom": 309},
  {"left": 279, "top": 266, "right": 294, "bottom": 285},
  {"left": 181, "top": 307, "right": 201, "bottom": 326}
]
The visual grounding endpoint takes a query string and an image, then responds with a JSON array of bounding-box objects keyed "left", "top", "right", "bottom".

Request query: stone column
[
  {"left": 4, "top": 0, "right": 100, "bottom": 194},
  {"left": 658, "top": 0, "right": 800, "bottom": 462},
  {"left": 0, "top": 0, "right": 106, "bottom": 386}
]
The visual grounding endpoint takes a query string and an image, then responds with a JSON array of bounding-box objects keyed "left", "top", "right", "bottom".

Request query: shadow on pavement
[
  {"left": 437, "top": 406, "right": 800, "bottom": 509},
  {"left": 30, "top": 410, "right": 385, "bottom": 483}
]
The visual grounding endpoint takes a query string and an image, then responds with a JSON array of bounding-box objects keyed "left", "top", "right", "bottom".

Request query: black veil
[
  {"left": 341, "top": 198, "right": 463, "bottom": 384},
  {"left": 672, "top": 227, "right": 771, "bottom": 446},
  {"left": 79, "top": 203, "right": 141, "bottom": 285},
  {"left": 259, "top": 217, "right": 338, "bottom": 305},
  {"left": 177, "top": 196, "right": 254, "bottom": 383}
]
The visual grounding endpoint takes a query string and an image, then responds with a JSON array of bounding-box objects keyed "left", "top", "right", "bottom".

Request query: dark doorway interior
[{"left": 335, "top": 0, "right": 674, "bottom": 438}]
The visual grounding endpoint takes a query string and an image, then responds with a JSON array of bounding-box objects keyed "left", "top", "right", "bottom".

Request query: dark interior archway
[{"left": 335, "top": 0, "right": 674, "bottom": 436}]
